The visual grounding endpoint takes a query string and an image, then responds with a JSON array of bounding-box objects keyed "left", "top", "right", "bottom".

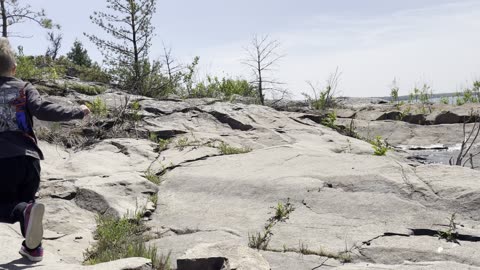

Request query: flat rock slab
[
  {"left": 0, "top": 257, "right": 153, "bottom": 270},
  {"left": 179, "top": 243, "right": 270, "bottom": 270},
  {"left": 177, "top": 257, "right": 230, "bottom": 270},
  {"left": 150, "top": 131, "right": 480, "bottom": 267}
]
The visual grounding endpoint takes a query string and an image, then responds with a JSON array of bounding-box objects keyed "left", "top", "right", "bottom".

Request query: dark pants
[{"left": 0, "top": 156, "right": 41, "bottom": 238}]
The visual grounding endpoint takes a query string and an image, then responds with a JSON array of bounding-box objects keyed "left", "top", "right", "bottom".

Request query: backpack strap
[{"left": 12, "top": 82, "right": 36, "bottom": 143}]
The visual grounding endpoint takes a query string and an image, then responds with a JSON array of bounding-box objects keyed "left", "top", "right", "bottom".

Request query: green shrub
[
  {"left": 76, "top": 63, "right": 111, "bottom": 84},
  {"left": 436, "top": 213, "right": 459, "bottom": 243},
  {"left": 84, "top": 215, "right": 171, "bottom": 269},
  {"left": 192, "top": 76, "right": 256, "bottom": 100},
  {"left": 456, "top": 92, "right": 466, "bottom": 106},
  {"left": 86, "top": 97, "right": 108, "bottom": 116},
  {"left": 66, "top": 82, "right": 107, "bottom": 95},
  {"left": 456, "top": 87, "right": 480, "bottom": 105},
  {"left": 218, "top": 142, "right": 251, "bottom": 155},
  {"left": 390, "top": 79, "right": 399, "bottom": 105},
  {"left": 440, "top": 97, "right": 450, "bottom": 105},
  {"left": 371, "top": 136, "right": 388, "bottom": 156},
  {"left": 321, "top": 111, "right": 337, "bottom": 128},
  {"left": 16, "top": 55, "right": 63, "bottom": 81},
  {"left": 54, "top": 56, "right": 111, "bottom": 84},
  {"left": 419, "top": 84, "right": 432, "bottom": 104},
  {"left": 271, "top": 199, "right": 295, "bottom": 222}
]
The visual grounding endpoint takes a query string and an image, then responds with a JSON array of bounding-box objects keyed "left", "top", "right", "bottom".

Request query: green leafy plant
[
  {"left": 16, "top": 55, "right": 62, "bottom": 81},
  {"left": 390, "top": 79, "right": 399, "bottom": 105},
  {"left": 321, "top": 111, "right": 337, "bottom": 129},
  {"left": 371, "top": 136, "right": 389, "bottom": 156},
  {"left": 192, "top": 76, "right": 256, "bottom": 100},
  {"left": 270, "top": 199, "right": 295, "bottom": 223},
  {"left": 248, "top": 199, "right": 295, "bottom": 250},
  {"left": 440, "top": 97, "right": 450, "bottom": 105},
  {"left": 182, "top": 56, "right": 200, "bottom": 97},
  {"left": 436, "top": 213, "right": 459, "bottom": 243},
  {"left": 157, "top": 138, "right": 170, "bottom": 152},
  {"left": 419, "top": 83, "right": 432, "bottom": 104},
  {"left": 86, "top": 97, "right": 108, "bottom": 116},
  {"left": 130, "top": 100, "right": 142, "bottom": 121}
]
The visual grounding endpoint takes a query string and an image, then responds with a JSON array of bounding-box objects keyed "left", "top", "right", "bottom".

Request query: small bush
[
  {"left": 440, "top": 97, "right": 450, "bottom": 105},
  {"left": 390, "top": 79, "right": 399, "bottom": 105},
  {"left": 16, "top": 55, "right": 63, "bottom": 81},
  {"left": 437, "top": 213, "right": 459, "bottom": 243},
  {"left": 192, "top": 76, "right": 256, "bottom": 100},
  {"left": 66, "top": 82, "right": 107, "bottom": 95},
  {"left": 218, "top": 142, "right": 251, "bottom": 155},
  {"left": 129, "top": 100, "right": 142, "bottom": 122},
  {"left": 271, "top": 199, "right": 295, "bottom": 223},
  {"left": 84, "top": 215, "right": 171, "bottom": 269},
  {"left": 371, "top": 136, "right": 388, "bottom": 156},
  {"left": 149, "top": 136, "right": 170, "bottom": 152},
  {"left": 86, "top": 97, "right": 108, "bottom": 116},
  {"left": 321, "top": 111, "right": 337, "bottom": 129},
  {"left": 419, "top": 84, "right": 432, "bottom": 104}
]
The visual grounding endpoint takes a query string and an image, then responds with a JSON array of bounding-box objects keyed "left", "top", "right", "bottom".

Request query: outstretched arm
[{"left": 26, "top": 85, "right": 89, "bottom": 121}]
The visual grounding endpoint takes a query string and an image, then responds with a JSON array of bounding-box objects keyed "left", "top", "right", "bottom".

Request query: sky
[{"left": 8, "top": 0, "right": 480, "bottom": 98}]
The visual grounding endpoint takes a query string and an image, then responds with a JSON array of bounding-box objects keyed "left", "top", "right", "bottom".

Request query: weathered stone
[
  {"left": 177, "top": 257, "right": 230, "bottom": 270},
  {"left": 377, "top": 111, "right": 403, "bottom": 121},
  {"left": 3, "top": 90, "right": 480, "bottom": 269},
  {"left": 179, "top": 243, "right": 270, "bottom": 270}
]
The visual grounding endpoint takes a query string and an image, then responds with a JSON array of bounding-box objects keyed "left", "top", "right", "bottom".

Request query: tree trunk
[
  {"left": 257, "top": 50, "right": 264, "bottom": 105},
  {"left": 129, "top": 0, "right": 140, "bottom": 89},
  {"left": 1, "top": 0, "right": 7, "bottom": 37}
]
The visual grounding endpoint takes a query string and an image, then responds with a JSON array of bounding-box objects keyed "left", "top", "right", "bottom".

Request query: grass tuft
[
  {"left": 218, "top": 142, "right": 251, "bottom": 155},
  {"left": 144, "top": 170, "right": 162, "bottom": 185},
  {"left": 371, "top": 136, "right": 389, "bottom": 156},
  {"left": 84, "top": 215, "right": 171, "bottom": 269}
]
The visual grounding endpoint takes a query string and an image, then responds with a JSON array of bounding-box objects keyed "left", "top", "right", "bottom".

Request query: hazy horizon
[{"left": 7, "top": 0, "right": 480, "bottom": 98}]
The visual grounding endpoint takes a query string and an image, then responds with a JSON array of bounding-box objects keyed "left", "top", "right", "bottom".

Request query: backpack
[{"left": 0, "top": 80, "right": 35, "bottom": 139}]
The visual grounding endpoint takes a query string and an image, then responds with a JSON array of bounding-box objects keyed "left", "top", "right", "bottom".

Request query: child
[{"left": 0, "top": 38, "right": 90, "bottom": 262}]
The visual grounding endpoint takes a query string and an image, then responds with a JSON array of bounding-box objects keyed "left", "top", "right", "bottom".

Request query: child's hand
[{"left": 80, "top": 105, "right": 91, "bottom": 117}]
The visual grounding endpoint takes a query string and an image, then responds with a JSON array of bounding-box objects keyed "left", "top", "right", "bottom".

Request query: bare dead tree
[
  {"left": 45, "top": 31, "right": 62, "bottom": 60},
  {"left": 161, "top": 43, "right": 183, "bottom": 90},
  {"left": 243, "top": 34, "right": 285, "bottom": 105},
  {"left": 0, "top": 0, "right": 57, "bottom": 37},
  {"left": 449, "top": 112, "right": 480, "bottom": 169}
]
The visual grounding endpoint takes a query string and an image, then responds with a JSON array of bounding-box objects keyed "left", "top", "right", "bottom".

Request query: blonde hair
[{"left": 0, "top": 38, "right": 16, "bottom": 75}]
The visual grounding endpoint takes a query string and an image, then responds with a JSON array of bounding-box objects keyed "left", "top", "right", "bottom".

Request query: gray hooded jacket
[{"left": 0, "top": 77, "right": 84, "bottom": 160}]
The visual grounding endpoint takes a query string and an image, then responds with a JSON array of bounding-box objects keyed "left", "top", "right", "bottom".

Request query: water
[{"left": 401, "top": 144, "right": 480, "bottom": 170}]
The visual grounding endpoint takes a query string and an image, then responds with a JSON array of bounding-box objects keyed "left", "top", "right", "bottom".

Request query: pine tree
[
  {"left": 0, "top": 0, "right": 57, "bottom": 37},
  {"left": 85, "top": 0, "right": 156, "bottom": 92},
  {"left": 67, "top": 40, "right": 92, "bottom": 67}
]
